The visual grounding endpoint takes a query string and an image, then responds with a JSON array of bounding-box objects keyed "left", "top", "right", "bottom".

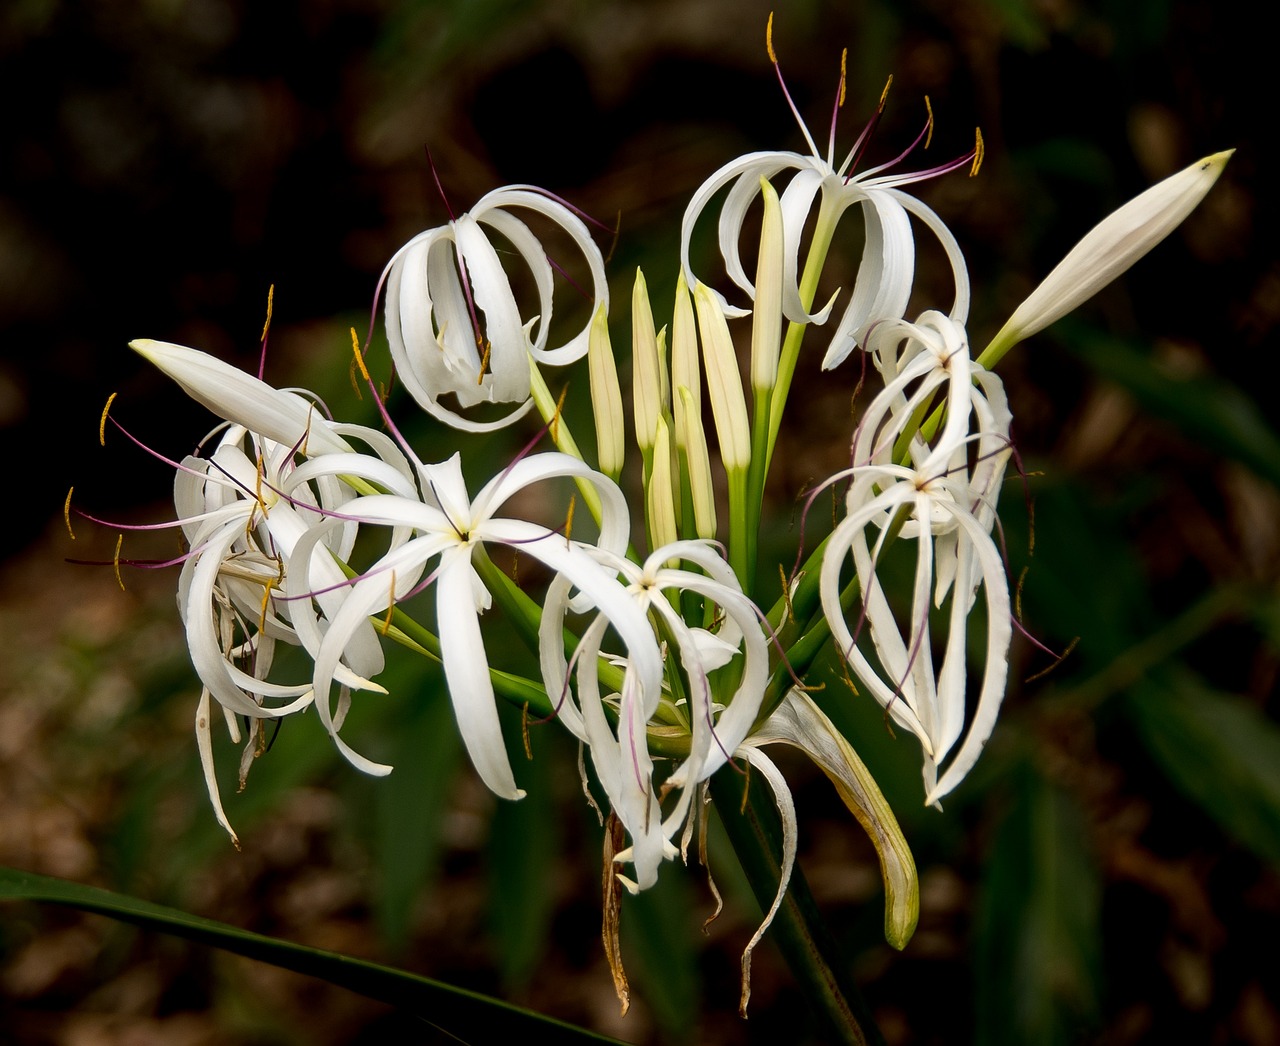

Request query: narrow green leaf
[
  {"left": 0, "top": 866, "right": 625, "bottom": 1043},
  {"left": 1128, "top": 677, "right": 1280, "bottom": 864},
  {"left": 974, "top": 762, "right": 1102, "bottom": 1046},
  {"left": 620, "top": 862, "right": 702, "bottom": 1041},
  {"left": 488, "top": 709, "right": 558, "bottom": 989},
  {"left": 373, "top": 675, "right": 463, "bottom": 954},
  {"left": 1064, "top": 325, "right": 1280, "bottom": 490}
]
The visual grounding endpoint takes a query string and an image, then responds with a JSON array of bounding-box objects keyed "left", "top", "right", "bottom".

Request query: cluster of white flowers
[{"left": 77, "top": 21, "right": 1229, "bottom": 1010}]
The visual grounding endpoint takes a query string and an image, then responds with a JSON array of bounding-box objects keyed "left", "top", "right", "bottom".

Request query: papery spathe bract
[{"left": 381, "top": 185, "right": 609, "bottom": 432}]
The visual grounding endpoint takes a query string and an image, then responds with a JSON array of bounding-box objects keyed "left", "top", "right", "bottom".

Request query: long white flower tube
[
  {"left": 381, "top": 185, "right": 610, "bottom": 432},
  {"left": 539, "top": 540, "right": 769, "bottom": 892}
]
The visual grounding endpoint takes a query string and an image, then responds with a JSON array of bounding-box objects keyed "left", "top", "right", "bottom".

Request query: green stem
[
  {"left": 765, "top": 195, "right": 841, "bottom": 475},
  {"left": 710, "top": 768, "right": 883, "bottom": 1045}
]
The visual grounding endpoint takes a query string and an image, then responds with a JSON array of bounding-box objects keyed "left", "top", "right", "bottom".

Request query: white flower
[
  {"left": 539, "top": 540, "right": 769, "bottom": 892},
  {"left": 819, "top": 312, "right": 1013, "bottom": 805},
  {"left": 292, "top": 451, "right": 656, "bottom": 802},
  {"left": 679, "top": 27, "right": 976, "bottom": 370},
  {"left": 381, "top": 185, "right": 609, "bottom": 432},
  {"left": 174, "top": 420, "right": 420, "bottom": 841}
]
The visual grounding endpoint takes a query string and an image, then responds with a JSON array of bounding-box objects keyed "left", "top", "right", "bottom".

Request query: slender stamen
[
  {"left": 838, "top": 75, "right": 893, "bottom": 176},
  {"left": 767, "top": 12, "right": 822, "bottom": 160},
  {"left": 258, "top": 283, "right": 274, "bottom": 380},
  {"left": 826, "top": 48, "right": 848, "bottom": 168},
  {"left": 99, "top": 393, "right": 117, "bottom": 447}
]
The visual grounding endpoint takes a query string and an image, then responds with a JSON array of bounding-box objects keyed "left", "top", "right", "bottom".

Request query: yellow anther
[
  {"left": 258, "top": 579, "right": 275, "bottom": 634},
  {"left": 477, "top": 340, "right": 493, "bottom": 383},
  {"left": 64, "top": 487, "right": 76, "bottom": 541},
  {"left": 253, "top": 452, "right": 270, "bottom": 517},
  {"left": 113, "top": 534, "right": 125, "bottom": 591},
  {"left": 564, "top": 494, "right": 577, "bottom": 548},
  {"left": 550, "top": 383, "right": 569, "bottom": 443},
  {"left": 766, "top": 11, "right": 776, "bottom": 63},
  {"left": 349, "top": 328, "right": 372, "bottom": 384},
  {"left": 970, "top": 127, "right": 985, "bottom": 177},
  {"left": 260, "top": 283, "right": 274, "bottom": 341},
  {"left": 99, "top": 392, "right": 117, "bottom": 447},
  {"left": 777, "top": 563, "right": 795, "bottom": 624},
  {"left": 838, "top": 49, "right": 848, "bottom": 107},
  {"left": 347, "top": 355, "right": 363, "bottom": 401},
  {"left": 879, "top": 74, "right": 894, "bottom": 112},
  {"left": 924, "top": 96, "right": 934, "bottom": 149},
  {"left": 381, "top": 573, "right": 397, "bottom": 635},
  {"left": 521, "top": 703, "right": 533, "bottom": 760}
]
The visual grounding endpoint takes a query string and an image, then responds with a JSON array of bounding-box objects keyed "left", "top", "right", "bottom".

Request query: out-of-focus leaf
[
  {"left": 487, "top": 708, "right": 558, "bottom": 989},
  {"left": 1128, "top": 677, "right": 1280, "bottom": 864},
  {"left": 1064, "top": 325, "right": 1280, "bottom": 490},
  {"left": 373, "top": 673, "right": 463, "bottom": 955},
  {"left": 621, "top": 857, "right": 702, "bottom": 1041},
  {"left": 974, "top": 761, "right": 1102, "bottom": 1046},
  {"left": 0, "top": 866, "right": 625, "bottom": 1044}
]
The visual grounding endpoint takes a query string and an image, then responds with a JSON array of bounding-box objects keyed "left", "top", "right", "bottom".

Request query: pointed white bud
[
  {"left": 587, "top": 303, "right": 625, "bottom": 480},
  {"left": 130, "top": 340, "right": 351, "bottom": 456},
  {"left": 693, "top": 282, "right": 752, "bottom": 472},
  {"left": 991, "top": 150, "right": 1233, "bottom": 361},
  {"left": 631, "top": 269, "right": 664, "bottom": 453},
  {"left": 750, "top": 177, "right": 784, "bottom": 393}
]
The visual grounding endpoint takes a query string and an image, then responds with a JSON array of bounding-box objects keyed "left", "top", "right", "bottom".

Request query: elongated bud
[
  {"left": 670, "top": 271, "right": 700, "bottom": 449},
  {"left": 647, "top": 415, "right": 679, "bottom": 553},
  {"left": 632, "top": 269, "right": 664, "bottom": 453},
  {"left": 751, "top": 177, "right": 784, "bottom": 393},
  {"left": 587, "top": 303, "right": 625, "bottom": 480},
  {"left": 987, "top": 150, "right": 1233, "bottom": 365},
  {"left": 693, "top": 283, "right": 752, "bottom": 472},
  {"left": 677, "top": 385, "right": 718, "bottom": 539},
  {"left": 130, "top": 339, "right": 351, "bottom": 455}
]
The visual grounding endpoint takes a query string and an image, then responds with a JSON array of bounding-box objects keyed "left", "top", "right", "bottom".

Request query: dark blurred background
[{"left": 2, "top": 1, "right": 1277, "bottom": 1044}]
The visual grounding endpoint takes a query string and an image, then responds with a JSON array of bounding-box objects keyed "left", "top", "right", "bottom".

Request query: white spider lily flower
[
  {"left": 175, "top": 420, "right": 420, "bottom": 842},
  {"left": 540, "top": 540, "right": 769, "bottom": 891},
  {"left": 381, "top": 185, "right": 609, "bottom": 432},
  {"left": 293, "top": 451, "right": 656, "bottom": 802},
  {"left": 987, "top": 150, "right": 1234, "bottom": 366},
  {"left": 819, "top": 314, "right": 1013, "bottom": 805},
  {"left": 679, "top": 22, "right": 976, "bottom": 369}
]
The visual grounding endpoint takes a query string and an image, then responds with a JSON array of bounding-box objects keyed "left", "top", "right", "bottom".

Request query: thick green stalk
[
  {"left": 764, "top": 194, "right": 842, "bottom": 474},
  {"left": 710, "top": 767, "right": 883, "bottom": 1045}
]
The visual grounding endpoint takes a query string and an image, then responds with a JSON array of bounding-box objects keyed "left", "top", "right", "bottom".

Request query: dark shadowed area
[{"left": 3, "top": 1, "right": 1278, "bottom": 1043}]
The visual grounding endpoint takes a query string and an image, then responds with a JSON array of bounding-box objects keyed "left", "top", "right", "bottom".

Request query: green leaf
[
  {"left": 372, "top": 673, "right": 463, "bottom": 954},
  {"left": 620, "top": 863, "right": 702, "bottom": 1041},
  {"left": 487, "top": 708, "right": 559, "bottom": 989},
  {"left": 1064, "top": 325, "right": 1280, "bottom": 490},
  {"left": 974, "top": 761, "right": 1102, "bottom": 1046},
  {"left": 1128, "top": 677, "right": 1280, "bottom": 864},
  {"left": 0, "top": 866, "right": 624, "bottom": 1044}
]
